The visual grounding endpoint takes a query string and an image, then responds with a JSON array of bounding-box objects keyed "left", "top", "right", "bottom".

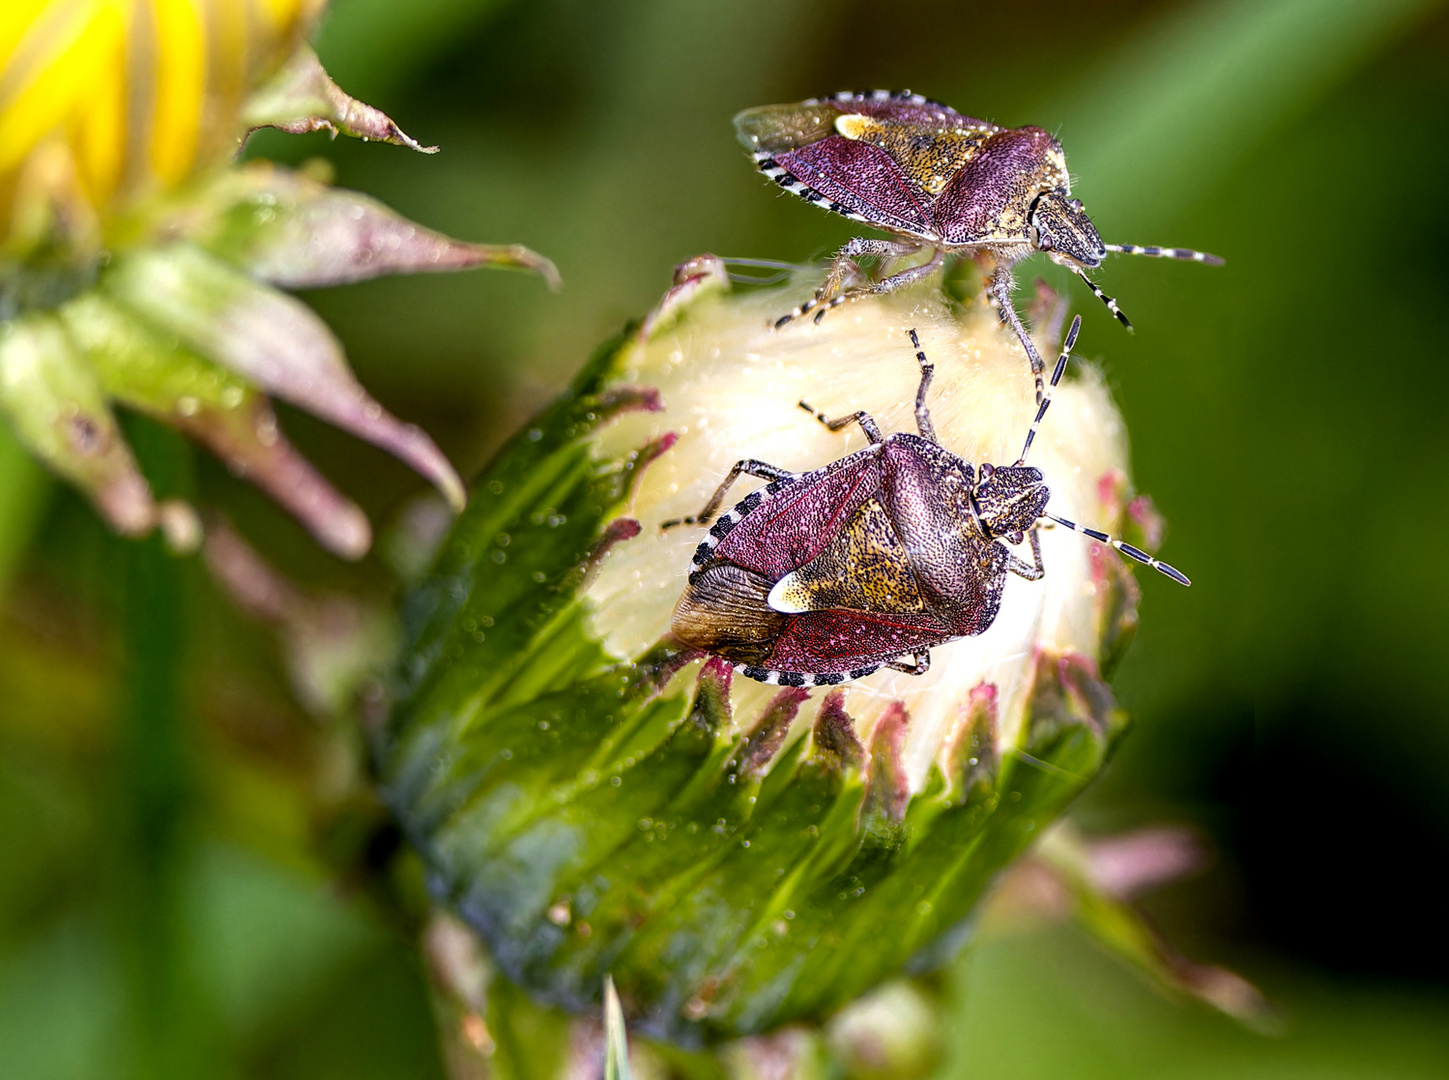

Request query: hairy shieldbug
[
  {"left": 735, "top": 91, "right": 1222, "bottom": 398},
  {"left": 666, "top": 317, "right": 1188, "bottom": 687}
]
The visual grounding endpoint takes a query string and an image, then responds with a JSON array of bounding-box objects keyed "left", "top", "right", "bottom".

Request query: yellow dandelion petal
[
  {"left": 1, "top": 0, "right": 323, "bottom": 240},
  {"left": 71, "top": 7, "right": 127, "bottom": 203},
  {"left": 149, "top": 0, "right": 206, "bottom": 185},
  {"left": 0, "top": 1, "right": 124, "bottom": 177}
]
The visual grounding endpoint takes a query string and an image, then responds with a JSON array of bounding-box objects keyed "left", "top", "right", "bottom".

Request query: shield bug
[
  {"left": 735, "top": 91, "right": 1222, "bottom": 399},
  {"left": 666, "top": 317, "right": 1188, "bottom": 686}
]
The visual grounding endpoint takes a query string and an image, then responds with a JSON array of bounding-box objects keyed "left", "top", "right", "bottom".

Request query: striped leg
[
  {"left": 1004, "top": 527, "right": 1045, "bottom": 581},
  {"left": 797, "top": 401, "right": 885, "bottom": 443},
  {"left": 662, "top": 459, "right": 797, "bottom": 529},
  {"left": 775, "top": 238, "right": 925, "bottom": 328},
  {"left": 991, "top": 263, "right": 1049, "bottom": 405},
  {"left": 1016, "top": 315, "right": 1081, "bottom": 464},
  {"left": 884, "top": 650, "right": 931, "bottom": 676},
  {"left": 778, "top": 242, "right": 945, "bottom": 328},
  {"left": 1044, "top": 513, "right": 1191, "bottom": 585},
  {"left": 907, "top": 328, "right": 936, "bottom": 443}
]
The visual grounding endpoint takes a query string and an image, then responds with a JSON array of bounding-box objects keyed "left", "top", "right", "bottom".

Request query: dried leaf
[
  {"left": 163, "top": 162, "right": 558, "bottom": 289},
  {"left": 102, "top": 243, "right": 465, "bottom": 511},
  {"left": 241, "top": 47, "right": 438, "bottom": 153},
  {"left": 0, "top": 313, "right": 154, "bottom": 534},
  {"left": 59, "top": 290, "right": 372, "bottom": 558}
]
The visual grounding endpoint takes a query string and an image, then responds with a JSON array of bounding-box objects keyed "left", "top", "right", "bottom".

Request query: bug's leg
[
  {"left": 799, "top": 325, "right": 936, "bottom": 443},
  {"left": 1104, "top": 243, "right": 1224, "bottom": 266},
  {"left": 1065, "top": 263, "right": 1132, "bottom": 331},
  {"left": 990, "top": 263, "right": 1048, "bottom": 404},
  {"left": 1016, "top": 315, "right": 1081, "bottom": 464},
  {"left": 775, "top": 238, "right": 923, "bottom": 329},
  {"left": 662, "top": 459, "right": 797, "bottom": 529},
  {"left": 810, "top": 246, "right": 946, "bottom": 324},
  {"left": 885, "top": 651, "right": 931, "bottom": 676},
  {"left": 1044, "top": 513, "right": 1191, "bottom": 585},
  {"left": 1006, "top": 527, "right": 1046, "bottom": 581},
  {"left": 796, "top": 401, "right": 885, "bottom": 443},
  {"left": 906, "top": 327, "right": 936, "bottom": 442}
]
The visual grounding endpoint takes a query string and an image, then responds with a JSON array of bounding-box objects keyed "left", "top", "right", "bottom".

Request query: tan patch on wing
[
  {"left": 834, "top": 114, "right": 995, "bottom": 196},
  {"left": 769, "top": 497, "right": 927, "bottom": 614}
]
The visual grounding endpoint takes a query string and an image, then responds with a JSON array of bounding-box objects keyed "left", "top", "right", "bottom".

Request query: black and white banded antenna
[
  {"left": 1072, "top": 243, "right": 1224, "bottom": 329},
  {"left": 1104, "top": 243, "right": 1224, "bottom": 265},
  {"left": 1013, "top": 313, "right": 1191, "bottom": 586},
  {"left": 1065, "top": 264, "right": 1133, "bottom": 330},
  {"left": 1045, "top": 514, "right": 1190, "bottom": 586},
  {"left": 1017, "top": 314, "right": 1080, "bottom": 465}
]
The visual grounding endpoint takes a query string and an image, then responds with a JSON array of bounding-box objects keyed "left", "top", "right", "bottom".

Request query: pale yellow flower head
[{"left": 592, "top": 271, "right": 1135, "bottom": 783}]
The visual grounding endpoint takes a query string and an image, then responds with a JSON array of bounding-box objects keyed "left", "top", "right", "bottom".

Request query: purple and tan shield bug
[
  {"left": 666, "top": 317, "right": 1188, "bottom": 686},
  {"left": 735, "top": 91, "right": 1222, "bottom": 399}
]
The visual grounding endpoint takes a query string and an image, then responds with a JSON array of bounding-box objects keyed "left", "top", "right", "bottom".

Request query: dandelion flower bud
[{"left": 380, "top": 261, "right": 1157, "bottom": 1043}]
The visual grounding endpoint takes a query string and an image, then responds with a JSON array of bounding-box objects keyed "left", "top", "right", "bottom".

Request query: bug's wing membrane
[
  {"left": 767, "top": 609, "right": 953, "bottom": 672},
  {"left": 773, "top": 138, "right": 935, "bottom": 237},
  {"left": 715, "top": 452, "right": 886, "bottom": 579},
  {"left": 672, "top": 562, "right": 787, "bottom": 665},
  {"left": 768, "top": 497, "right": 927, "bottom": 615},
  {"left": 733, "top": 102, "right": 839, "bottom": 154}
]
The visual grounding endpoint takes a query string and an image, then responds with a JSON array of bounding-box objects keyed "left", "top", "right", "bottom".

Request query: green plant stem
[
  {"left": 114, "top": 418, "right": 201, "bottom": 1080},
  {"left": 0, "top": 427, "right": 47, "bottom": 594}
]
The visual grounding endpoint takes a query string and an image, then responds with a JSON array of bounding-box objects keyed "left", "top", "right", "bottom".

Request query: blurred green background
[{"left": 3, "top": 0, "right": 1449, "bottom": 1076}]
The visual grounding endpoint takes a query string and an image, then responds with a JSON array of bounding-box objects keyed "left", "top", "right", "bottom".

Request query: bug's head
[
  {"left": 1030, "top": 191, "right": 1106, "bottom": 269},
  {"left": 973, "top": 462, "right": 1049, "bottom": 540}
]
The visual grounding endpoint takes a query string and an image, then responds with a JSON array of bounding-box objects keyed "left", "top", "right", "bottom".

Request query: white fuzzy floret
[{"left": 588, "top": 279, "right": 1130, "bottom": 790}]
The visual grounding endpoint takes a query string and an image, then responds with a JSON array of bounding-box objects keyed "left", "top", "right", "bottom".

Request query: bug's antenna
[
  {"left": 718, "top": 255, "right": 806, "bottom": 286},
  {"left": 1065, "top": 264, "right": 1132, "bottom": 330},
  {"left": 1045, "top": 513, "right": 1190, "bottom": 585},
  {"left": 1017, "top": 315, "right": 1080, "bottom": 465},
  {"left": 1104, "top": 244, "right": 1224, "bottom": 266}
]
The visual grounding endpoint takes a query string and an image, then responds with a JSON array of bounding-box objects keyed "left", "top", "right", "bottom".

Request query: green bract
[{"left": 379, "top": 260, "right": 1150, "bottom": 1044}]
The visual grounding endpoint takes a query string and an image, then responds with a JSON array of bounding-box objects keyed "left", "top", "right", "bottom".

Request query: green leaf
[
  {"left": 1049, "top": 0, "right": 1444, "bottom": 231},
  {"left": 0, "top": 426, "right": 47, "bottom": 594},
  {"left": 604, "top": 976, "right": 633, "bottom": 1080}
]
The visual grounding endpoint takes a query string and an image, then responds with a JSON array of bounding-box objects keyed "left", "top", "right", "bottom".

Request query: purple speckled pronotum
[
  {"left": 666, "top": 317, "right": 1189, "bottom": 687},
  {"left": 735, "top": 91, "right": 1222, "bottom": 399}
]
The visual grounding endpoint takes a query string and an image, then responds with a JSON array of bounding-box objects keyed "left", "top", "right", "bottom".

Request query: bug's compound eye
[
  {"left": 979, "top": 462, "right": 995, "bottom": 480},
  {"left": 1030, "top": 191, "right": 1106, "bottom": 268}
]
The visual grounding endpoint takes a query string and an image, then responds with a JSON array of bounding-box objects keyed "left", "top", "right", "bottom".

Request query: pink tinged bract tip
[
  {"left": 0, "top": 314, "right": 158, "bottom": 536},
  {"left": 105, "top": 244, "right": 467, "bottom": 513},
  {"left": 226, "top": 165, "right": 559, "bottom": 290}
]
